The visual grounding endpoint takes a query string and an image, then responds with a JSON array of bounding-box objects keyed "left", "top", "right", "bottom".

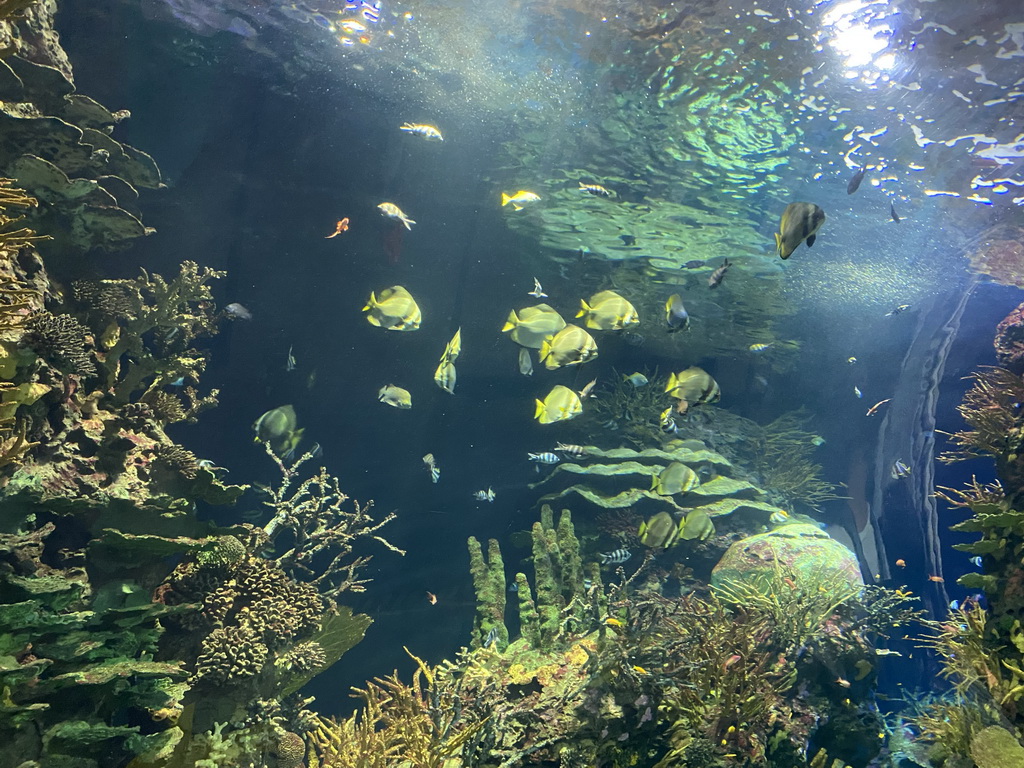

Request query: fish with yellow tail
[
  {"left": 378, "top": 384, "right": 412, "bottom": 409},
  {"left": 501, "top": 190, "right": 541, "bottom": 211},
  {"left": 651, "top": 461, "right": 700, "bottom": 495},
  {"left": 433, "top": 359, "right": 456, "bottom": 394},
  {"left": 502, "top": 303, "right": 566, "bottom": 349},
  {"left": 253, "top": 404, "right": 304, "bottom": 460},
  {"left": 377, "top": 202, "right": 416, "bottom": 230},
  {"left": 775, "top": 202, "right": 825, "bottom": 259},
  {"left": 665, "top": 367, "right": 720, "bottom": 414},
  {"left": 664, "top": 293, "right": 690, "bottom": 332},
  {"left": 363, "top": 285, "right": 422, "bottom": 331},
  {"left": 534, "top": 384, "right": 583, "bottom": 424},
  {"left": 441, "top": 328, "right": 462, "bottom": 363},
  {"left": 577, "top": 290, "right": 640, "bottom": 331},
  {"left": 539, "top": 324, "right": 599, "bottom": 370},
  {"left": 399, "top": 122, "right": 443, "bottom": 141},
  {"left": 639, "top": 510, "right": 683, "bottom": 548}
]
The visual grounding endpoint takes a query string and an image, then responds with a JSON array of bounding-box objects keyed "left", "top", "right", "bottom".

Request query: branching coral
[
  {"left": 940, "top": 366, "right": 1024, "bottom": 465},
  {"left": 258, "top": 443, "right": 403, "bottom": 598},
  {"left": 22, "top": 308, "right": 96, "bottom": 376}
]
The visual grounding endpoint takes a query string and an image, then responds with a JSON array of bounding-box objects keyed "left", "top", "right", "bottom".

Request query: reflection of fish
[
  {"left": 422, "top": 453, "right": 440, "bottom": 483},
  {"left": 500, "top": 190, "right": 541, "bottom": 210},
  {"left": 621, "top": 331, "right": 645, "bottom": 347},
  {"left": 224, "top": 302, "right": 253, "bottom": 321},
  {"left": 400, "top": 122, "right": 443, "bottom": 140},
  {"left": 528, "top": 277, "right": 547, "bottom": 298},
  {"left": 377, "top": 202, "right": 416, "bottom": 229},
  {"left": 599, "top": 548, "right": 631, "bottom": 565},
  {"left": 579, "top": 182, "right": 612, "bottom": 197},
  {"left": 885, "top": 304, "right": 910, "bottom": 317},
  {"left": 518, "top": 347, "right": 533, "bottom": 376},
  {"left": 620, "top": 234, "right": 636, "bottom": 246},
  {"left": 624, "top": 372, "right": 648, "bottom": 388},
  {"left": 708, "top": 259, "right": 731, "bottom": 288},
  {"left": 555, "top": 443, "right": 588, "bottom": 458},
  {"left": 474, "top": 487, "right": 495, "bottom": 502},
  {"left": 363, "top": 286, "right": 422, "bottom": 331},
  {"left": 577, "top": 290, "right": 640, "bottom": 331},
  {"left": 539, "top": 324, "right": 598, "bottom": 369},
  {"left": 665, "top": 294, "right": 690, "bottom": 332},
  {"left": 866, "top": 398, "right": 891, "bottom": 416},
  {"left": 651, "top": 461, "right": 700, "bottom": 495},
  {"left": 847, "top": 167, "right": 867, "bottom": 194},
  {"left": 683, "top": 260, "right": 705, "bottom": 269},
  {"left": 433, "top": 360, "right": 456, "bottom": 394},
  {"left": 891, "top": 459, "right": 911, "bottom": 479},
  {"left": 639, "top": 511, "right": 682, "bottom": 548},
  {"left": 775, "top": 202, "right": 826, "bottom": 259},
  {"left": 253, "top": 404, "right": 304, "bottom": 459},
  {"left": 502, "top": 303, "right": 566, "bottom": 349},
  {"left": 528, "top": 452, "right": 560, "bottom": 464},
  {"left": 325, "top": 218, "right": 350, "bottom": 238},
  {"left": 534, "top": 384, "right": 583, "bottom": 424},
  {"left": 890, "top": 201, "right": 901, "bottom": 223},
  {"left": 665, "top": 367, "right": 720, "bottom": 413},
  {"left": 378, "top": 384, "right": 412, "bottom": 409}
]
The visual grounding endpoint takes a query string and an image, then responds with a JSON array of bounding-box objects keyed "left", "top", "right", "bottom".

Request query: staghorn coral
[
  {"left": 151, "top": 441, "right": 200, "bottom": 480},
  {"left": 258, "top": 443, "right": 403, "bottom": 598},
  {"left": 22, "top": 308, "right": 96, "bottom": 376}
]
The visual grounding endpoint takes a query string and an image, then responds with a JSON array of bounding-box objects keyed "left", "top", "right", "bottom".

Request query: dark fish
[
  {"left": 665, "top": 293, "right": 690, "bottom": 332},
  {"left": 890, "top": 201, "right": 901, "bottom": 223},
  {"left": 599, "top": 548, "right": 631, "bottom": 565},
  {"left": 885, "top": 304, "right": 910, "bottom": 317},
  {"left": 619, "top": 234, "right": 636, "bottom": 246},
  {"left": 847, "top": 167, "right": 867, "bottom": 194},
  {"left": 224, "top": 302, "right": 253, "bottom": 321},
  {"left": 621, "top": 331, "right": 645, "bottom": 347},
  {"left": 683, "top": 260, "right": 705, "bottom": 269},
  {"left": 708, "top": 259, "right": 731, "bottom": 289}
]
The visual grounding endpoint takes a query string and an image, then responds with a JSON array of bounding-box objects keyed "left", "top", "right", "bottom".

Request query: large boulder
[{"left": 711, "top": 523, "right": 862, "bottom": 596}]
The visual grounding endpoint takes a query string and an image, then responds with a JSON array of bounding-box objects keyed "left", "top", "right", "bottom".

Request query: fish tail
[
  {"left": 539, "top": 339, "right": 552, "bottom": 363},
  {"left": 650, "top": 475, "right": 659, "bottom": 491},
  {"left": 665, "top": 373, "right": 677, "bottom": 392},
  {"left": 363, "top": 291, "right": 377, "bottom": 311},
  {"left": 534, "top": 399, "right": 546, "bottom": 421},
  {"left": 501, "top": 192, "right": 512, "bottom": 207},
  {"left": 501, "top": 310, "right": 520, "bottom": 332},
  {"left": 402, "top": 217, "right": 415, "bottom": 230},
  {"left": 575, "top": 299, "right": 591, "bottom": 318},
  {"left": 511, "top": 203, "right": 524, "bottom": 211}
]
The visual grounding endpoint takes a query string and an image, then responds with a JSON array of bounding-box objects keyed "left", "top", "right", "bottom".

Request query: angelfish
[{"left": 775, "top": 202, "right": 826, "bottom": 259}]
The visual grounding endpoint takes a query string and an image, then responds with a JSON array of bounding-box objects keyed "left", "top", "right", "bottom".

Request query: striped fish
[
  {"left": 579, "top": 182, "right": 613, "bottom": 197},
  {"left": 422, "top": 453, "right": 440, "bottom": 483},
  {"left": 599, "top": 548, "right": 631, "bottom": 565},
  {"left": 528, "top": 452, "right": 560, "bottom": 464},
  {"left": 555, "top": 443, "right": 588, "bottom": 459}
]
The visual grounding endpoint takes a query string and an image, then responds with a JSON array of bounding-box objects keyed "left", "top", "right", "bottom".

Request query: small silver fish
[
  {"left": 422, "top": 453, "right": 440, "bottom": 483},
  {"left": 578, "top": 378, "right": 598, "bottom": 400},
  {"left": 599, "top": 548, "right": 631, "bottom": 565},
  {"left": 891, "top": 459, "right": 911, "bottom": 479},
  {"left": 473, "top": 487, "right": 495, "bottom": 502},
  {"left": 286, "top": 345, "right": 296, "bottom": 372},
  {"left": 847, "top": 356, "right": 857, "bottom": 364},
  {"left": 874, "top": 648, "right": 902, "bottom": 657},
  {"left": 854, "top": 386, "right": 862, "bottom": 398},
  {"left": 518, "top": 347, "right": 534, "bottom": 376},
  {"left": 624, "top": 372, "right": 648, "bottom": 388},
  {"left": 528, "top": 452, "right": 560, "bottom": 464},
  {"left": 970, "top": 556, "right": 983, "bottom": 567},
  {"left": 529, "top": 277, "right": 548, "bottom": 298},
  {"left": 949, "top": 600, "right": 960, "bottom": 611},
  {"left": 223, "top": 302, "right": 253, "bottom": 321}
]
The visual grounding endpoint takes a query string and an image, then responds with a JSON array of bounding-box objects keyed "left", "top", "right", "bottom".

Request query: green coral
[{"left": 467, "top": 535, "right": 507, "bottom": 650}]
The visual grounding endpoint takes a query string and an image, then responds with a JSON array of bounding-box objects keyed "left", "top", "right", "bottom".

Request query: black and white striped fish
[
  {"left": 422, "top": 453, "right": 440, "bottom": 483},
  {"left": 555, "top": 443, "right": 588, "bottom": 459},
  {"left": 579, "top": 182, "right": 613, "bottom": 197},
  {"left": 528, "top": 452, "right": 560, "bottom": 464},
  {"left": 599, "top": 548, "right": 632, "bottom": 565}
]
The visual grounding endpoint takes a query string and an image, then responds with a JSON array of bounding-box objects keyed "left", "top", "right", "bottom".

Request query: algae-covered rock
[
  {"left": 711, "top": 523, "right": 862, "bottom": 596},
  {"left": 971, "top": 726, "right": 1024, "bottom": 768}
]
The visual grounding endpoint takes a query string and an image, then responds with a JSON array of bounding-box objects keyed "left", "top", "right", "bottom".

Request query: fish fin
[
  {"left": 534, "top": 399, "right": 546, "bottom": 421},
  {"left": 539, "top": 339, "right": 552, "bottom": 362},
  {"left": 501, "top": 193, "right": 512, "bottom": 207},
  {"left": 575, "top": 299, "right": 591, "bottom": 318},
  {"left": 512, "top": 203, "right": 524, "bottom": 211},
  {"left": 665, "top": 373, "right": 677, "bottom": 392},
  {"left": 501, "top": 311, "right": 519, "bottom": 332},
  {"left": 362, "top": 291, "right": 377, "bottom": 311},
  {"left": 650, "top": 475, "right": 658, "bottom": 491},
  {"left": 774, "top": 232, "right": 785, "bottom": 259},
  {"left": 805, "top": 233, "right": 816, "bottom": 247}
]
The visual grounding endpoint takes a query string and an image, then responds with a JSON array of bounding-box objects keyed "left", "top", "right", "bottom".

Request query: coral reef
[
  {"left": 996, "top": 301, "right": 1024, "bottom": 375},
  {"left": 23, "top": 308, "right": 96, "bottom": 376},
  {"left": 751, "top": 411, "right": 842, "bottom": 513}
]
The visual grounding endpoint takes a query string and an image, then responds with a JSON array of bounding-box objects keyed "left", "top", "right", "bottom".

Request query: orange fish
[
  {"left": 835, "top": 677, "right": 851, "bottom": 688},
  {"left": 325, "top": 218, "right": 350, "bottom": 238},
  {"left": 895, "top": 558, "right": 906, "bottom": 568},
  {"left": 426, "top": 591, "right": 437, "bottom": 605},
  {"left": 865, "top": 398, "right": 891, "bottom": 416},
  {"left": 928, "top": 574, "right": 945, "bottom": 583}
]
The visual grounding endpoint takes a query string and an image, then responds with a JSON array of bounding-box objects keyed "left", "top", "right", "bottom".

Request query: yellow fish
[
  {"left": 377, "top": 202, "right": 416, "bottom": 230},
  {"left": 775, "top": 201, "right": 825, "bottom": 259},
  {"left": 253, "top": 404, "right": 304, "bottom": 458},
  {"left": 651, "top": 461, "right": 700, "bottom": 495},
  {"left": 502, "top": 303, "right": 566, "bottom": 349},
  {"left": 576, "top": 290, "right": 640, "bottom": 331},
  {"left": 441, "top": 328, "right": 461, "bottom": 363},
  {"left": 639, "top": 510, "right": 683, "bottom": 548},
  {"left": 501, "top": 190, "right": 541, "bottom": 210},
  {"left": 680, "top": 509, "right": 714, "bottom": 541},
  {"left": 534, "top": 384, "right": 583, "bottom": 424},
  {"left": 378, "top": 384, "right": 412, "bottom": 409},
  {"left": 399, "top": 122, "right": 443, "bottom": 141},
  {"left": 363, "top": 286, "right": 422, "bottom": 331},
  {"left": 539, "top": 324, "right": 598, "bottom": 370},
  {"left": 433, "top": 360, "right": 456, "bottom": 394},
  {"left": 665, "top": 367, "right": 720, "bottom": 413}
]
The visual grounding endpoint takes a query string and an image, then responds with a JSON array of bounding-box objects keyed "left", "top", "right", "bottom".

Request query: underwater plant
[{"left": 752, "top": 410, "right": 843, "bottom": 513}]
